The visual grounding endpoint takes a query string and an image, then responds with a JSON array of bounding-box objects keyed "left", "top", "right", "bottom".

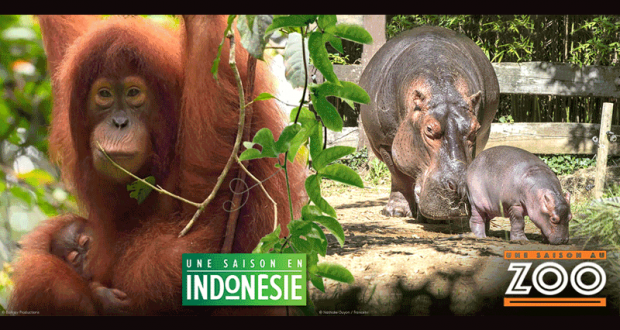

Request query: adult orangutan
[{"left": 9, "top": 15, "right": 305, "bottom": 315}]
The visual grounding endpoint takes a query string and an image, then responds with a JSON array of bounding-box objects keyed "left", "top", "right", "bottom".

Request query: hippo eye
[{"left": 425, "top": 124, "right": 441, "bottom": 139}]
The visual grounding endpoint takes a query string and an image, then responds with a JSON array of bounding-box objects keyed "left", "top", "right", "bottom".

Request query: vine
[
  {"left": 237, "top": 15, "right": 372, "bottom": 307},
  {"left": 101, "top": 15, "right": 373, "bottom": 314}
]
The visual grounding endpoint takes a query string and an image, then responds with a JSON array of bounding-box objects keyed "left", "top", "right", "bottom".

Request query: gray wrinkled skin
[
  {"left": 466, "top": 146, "right": 572, "bottom": 245},
  {"left": 360, "top": 26, "right": 499, "bottom": 221}
]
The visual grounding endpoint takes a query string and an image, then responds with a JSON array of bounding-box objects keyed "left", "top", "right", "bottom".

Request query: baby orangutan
[
  {"left": 50, "top": 216, "right": 131, "bottom": 315},
  {"left": 50, "top": 217, "right": 93, "bottom": 279}
]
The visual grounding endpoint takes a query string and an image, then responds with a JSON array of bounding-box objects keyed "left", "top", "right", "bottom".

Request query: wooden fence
[{"left": 322, "top": 15, "right": 620, "bottom": 156}]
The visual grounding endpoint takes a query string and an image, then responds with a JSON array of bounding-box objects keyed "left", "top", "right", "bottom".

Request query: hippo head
[
  {"left": 392, "top": 87, "right": 481, "bottom": 220},
  {"left": 535, "top": 190, "right": 572, "bottom": 245}
]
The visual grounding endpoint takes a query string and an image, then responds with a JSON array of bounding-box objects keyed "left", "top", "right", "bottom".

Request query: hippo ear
[
  {"left": 564, "top": 191, "right": 571, "bottom": 205},
  {"left": 541, "top": 192, "right": 553, "bottom": 214},
  {"left": 469, "top": 91, "right": 482, "bottom": 113}
]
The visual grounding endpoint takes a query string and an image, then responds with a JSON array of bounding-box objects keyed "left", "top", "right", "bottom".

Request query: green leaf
[
  {"left": 287, "top": 120, "right": 317, "bottom": 163},
  {"left": 16, "top": 169, "right": 55, "bottom": 187},
  {"left": 310, "top": 273, "right": 325, "bottom": 292},
  {"left": 289, "top": 106, "right": 316, "bottom": 124},
  {"left": 252, "top": 92, "right": 275, "bottom": 102},
  {"left": 327, "top": 35, "right": 344, "bottom": 54},
  {"left": 9, "top": 186, "right": 32, "bottom": 207},
  {"left": 334, "top": 23, "right": 373, "bottom": 44},
  {"left": 311, "top": 215, "right": 345, "bottom": 248},
  {"left": 301, "top": 204, "right": 324, "bottom": 219},
  {"left": 308, "top": 31, "right": 339, "bottom": 85},
  {"left": 308, "top": 119, "right": 324, "bottom": 161},
  {"left": 316, "top": 262, "right": 354, "bottom": 284},
  {"left": 252, "top": 225, "right": 282, "bottom": 253},
  {"left": 37, "top": 198, "right": 58, "bottom": 217},
  {"left": 274, "top": 124, "right": 302, "bottom": 154},
  {"left": 316, "top": 81, "right": 370, "bottom": 105},
  {"left": 312, "top": 146, "right": 356, "bottom": 171},
  {"left": 239, "top": 128, "right": 278, "bottom": 161},
  {"left": 265, "top": 15, "right": 318, "bottom": 35},
  {"left": 305, "top": 174, "right": 336, "bottom": 217},
  {"left": 307, "top": 222, "right": 328, "bottom": 256},
  {"left": 290, "top": 236, "right": 313, "bottom": 254},
  {"left": 310, "top": 81, "right": 369, "bottom": 133},
  {"left": 127, "top": 176, "right": 156, "bottom": 204},
  {"left": 317, "top": 15, "right": 337, "bottom": 31},
  {"left": 283, "top": 33, "right": 309, "bottom": 89},
  {"left": 319, "top": 163, "right": 364, "bottom": 188},
  {"left": 310, "top": 92, "right": 343, "bottom": 132},
  {"left": 237, "top": 15, "right": 273, "bottom": 60},
  {"left": 211, "top": 15, "right": 236, "bottom": 79},
  {"left": 289, "top": 220, "right": 327, "bottom": 256}
]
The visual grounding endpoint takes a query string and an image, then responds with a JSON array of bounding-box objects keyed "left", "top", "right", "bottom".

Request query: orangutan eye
[
  {"left": 98, "top": 89, "right": 112, "bottom": 98},
  {"left": 127, "top": 87, "right": 140, "bottom": 97}
]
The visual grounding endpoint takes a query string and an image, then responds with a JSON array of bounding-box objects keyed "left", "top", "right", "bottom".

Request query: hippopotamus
[
  {"left": 466, "top": 146, "right": 572, "bottom": 245},
  {"left": 359, "top": 26, "right": 499, "bottom": 221}
]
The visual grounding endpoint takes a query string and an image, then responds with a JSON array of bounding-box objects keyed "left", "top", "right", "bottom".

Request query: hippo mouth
[
  {"left": 540, "top": 230, "right": 569, "bottom": 245},
  {"left": 415, "top": 183, "right": 469, "bottom": 220}
]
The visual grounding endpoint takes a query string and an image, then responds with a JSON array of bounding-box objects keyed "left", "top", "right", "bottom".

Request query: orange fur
[{"left": 10, "top": 15, "right": 305, "bottom": 315}]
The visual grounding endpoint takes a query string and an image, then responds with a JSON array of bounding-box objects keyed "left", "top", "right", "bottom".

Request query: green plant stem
[
  {"left": 292, "top": 26, "right": 309, "bottom": 126},
  {"left": 95, "top": 142, "right": 201, "bottom": 209},
  {"left": 179, "top": 28, "right": 248, "bottom": 238},
  {"left": 284, "top": 25, "right": 310, "bottom": 222},
  {"left": 235, "top": 154, "right": 278, "bottom": 230}
]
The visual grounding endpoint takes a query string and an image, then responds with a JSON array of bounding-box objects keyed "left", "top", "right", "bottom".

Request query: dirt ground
[{"left": 308, "top": 168, "right": 620, "bottom": 316}]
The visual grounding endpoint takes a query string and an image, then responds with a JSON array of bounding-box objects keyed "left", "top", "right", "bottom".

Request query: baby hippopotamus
[{"left": 466, "top": 146, "right": 572, "bottom": 244}]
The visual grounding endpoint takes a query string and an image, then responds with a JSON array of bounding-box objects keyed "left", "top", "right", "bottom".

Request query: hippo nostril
[{"left": 446, "top": 180, "right": 456, "bottom": 192}]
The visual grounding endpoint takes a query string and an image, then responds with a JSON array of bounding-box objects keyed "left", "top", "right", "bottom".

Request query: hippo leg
[
  {"left": 469, "top": 207, "right": 487, "bottom": 238},
  {"left": 378, "top": 147, "right": 416, "bottom": 218},
  {"left": 508, "top": 205, "right": 528, "bottom": 241}
]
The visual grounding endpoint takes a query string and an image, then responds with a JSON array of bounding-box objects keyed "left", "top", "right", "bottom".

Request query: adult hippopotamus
[
  {"left": 466, "top": 146, "right": 572, "bottom": 245},
  {"left": 360, "top": 26, "right": 499, "bottom": 221}
]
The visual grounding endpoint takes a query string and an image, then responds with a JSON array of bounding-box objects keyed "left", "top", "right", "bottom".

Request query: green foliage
[
  {"left": 387, "top": 15, "right": 620, "bottom": 66},
  {"left": 336, "top": 147, "right": 368, "bottom": 170},
  {"left": 572, "top": 186, "right": 620, "bottom": 250},
  {"left": 538, "top": 155, "right": 616, "bottom": 175},
  {"left": 365, "top": 157, "right": 390, "bottom": 186},
  {"left": 0, "top": 262, "right": 13, "bottom": 312},
  {"left": 387, "top": 15, "right": 620, "bottom": 127},
  {"left": 571, "top": 16, "right": 620, "bottom": 66},
  {"left": 283, "top": 32, "right": 308, "bottom": 89},
  {"left": 539, "top": 154, "right": 600, "bottom": 176},
  {"left": 497, "top": 115, "right": 514, "bottom": 124},
  {"left": 0, "top": 15, "right": 76, "bottom": 227},
  {"left": 237, "top": 15, "right": 273, "bottom": 60},
  {"left": 240, "top": 15, "right": 371, "bottom": 301},
  {"left": 127, "top": 176, "right": 156, "bottom": 204}
]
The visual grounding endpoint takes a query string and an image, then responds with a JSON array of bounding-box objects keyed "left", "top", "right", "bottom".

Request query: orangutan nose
[{"left": 113, "top": 115, "right": 129, "bottom": 129}]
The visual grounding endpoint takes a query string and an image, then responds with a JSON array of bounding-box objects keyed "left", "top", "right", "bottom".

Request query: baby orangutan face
[{"left": 50, "top": 218, "right": 93, "bottom": 280}]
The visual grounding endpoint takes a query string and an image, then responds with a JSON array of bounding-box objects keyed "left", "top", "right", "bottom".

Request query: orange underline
[
  {"left": 503, "top": 250, "right": 607, "bottom": 260},
  {"left": 504, "top": 297, "right": 606, "bottom": 307}
]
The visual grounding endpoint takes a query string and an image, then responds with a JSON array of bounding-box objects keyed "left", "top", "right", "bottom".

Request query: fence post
[
  {"left": 357, "top": 15, "right": 386, "bottom": 152},
  {"left": 593, "top": 102, "right": 615, "bottom": 199}
]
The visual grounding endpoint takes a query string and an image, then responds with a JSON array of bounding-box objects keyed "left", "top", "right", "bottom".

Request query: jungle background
[{"left": 1, "top": 15, "right": 620, "bottom": 314}]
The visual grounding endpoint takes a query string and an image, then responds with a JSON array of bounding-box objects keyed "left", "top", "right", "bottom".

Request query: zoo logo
[{"left": 503, "top": 250, "right": 607, "bottom": 307}]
